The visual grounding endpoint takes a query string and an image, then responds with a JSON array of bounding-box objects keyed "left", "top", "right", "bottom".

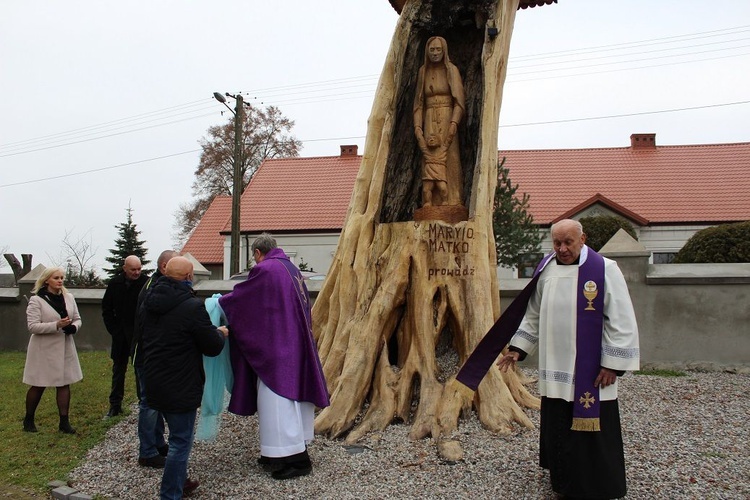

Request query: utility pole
[
  {"left": 230, "top": 94, "right": 244, "bottom": 276},
  {"left": 213, "top": 91, "right": 245, "bottom": 277}
]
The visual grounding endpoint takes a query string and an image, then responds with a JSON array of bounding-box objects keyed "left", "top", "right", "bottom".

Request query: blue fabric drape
[{"left": 195, "top": 294, "right": 234, "bottom": 442}]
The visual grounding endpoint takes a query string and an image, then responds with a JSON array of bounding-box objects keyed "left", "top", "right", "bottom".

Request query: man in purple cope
[{"left": 219, "top": 233, "right": 330, "bottom": 480}]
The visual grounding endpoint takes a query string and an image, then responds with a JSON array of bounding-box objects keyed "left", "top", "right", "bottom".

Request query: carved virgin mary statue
[{"left": 413, "top": 36, "right": 466, "bottom": 208}]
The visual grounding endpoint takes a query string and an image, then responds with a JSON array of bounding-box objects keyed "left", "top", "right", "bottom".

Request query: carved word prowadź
[{"left": 427, "top": 223, "right": 475, "bottom": 280}]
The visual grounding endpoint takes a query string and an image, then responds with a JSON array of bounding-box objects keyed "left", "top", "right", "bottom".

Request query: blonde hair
[{"left": 31, "top": 266, "right": 68, "bottom": 295}]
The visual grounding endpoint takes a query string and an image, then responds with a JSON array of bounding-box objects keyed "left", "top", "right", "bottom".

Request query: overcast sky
[{"left": 1, "top": 1, "right": 748, "bottom": 274}]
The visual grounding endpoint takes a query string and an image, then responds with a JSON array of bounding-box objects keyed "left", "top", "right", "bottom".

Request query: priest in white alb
[
  {"left": 502, "top": 218, "right": 640, "bottom": 498},
  {"left": 458, "top": 218, "right": 640, "bottom": 499}
]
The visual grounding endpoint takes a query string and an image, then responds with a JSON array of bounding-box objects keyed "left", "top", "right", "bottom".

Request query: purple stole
[
  {"left": 455, "top": 252, "right": 555, "bottom": 390},
  {"left": 572, "top": 248, "right": 605, "bottom": 432},
  {"left": 456, "top": 247, "right": 606, "bottom": 432},
  {"left": 278, "top": 258, "right": 313, "bottom": 330}
]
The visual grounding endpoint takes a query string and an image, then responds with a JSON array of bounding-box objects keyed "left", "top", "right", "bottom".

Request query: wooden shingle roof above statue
[{"left": 388, "top": 0, "right": 557, "bottom": 14}]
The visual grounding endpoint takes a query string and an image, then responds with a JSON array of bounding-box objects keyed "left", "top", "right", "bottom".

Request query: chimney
[
  {"left": 630, "top": 133, "right": 656, "bottom": 149},
  {"left": 340, "top": 144, "right": 358, "bottom": 156}
]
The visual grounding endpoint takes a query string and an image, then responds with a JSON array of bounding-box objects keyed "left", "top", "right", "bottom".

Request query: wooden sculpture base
[{"left": 414, "top": 204, "right": 469, "bottom": 224}]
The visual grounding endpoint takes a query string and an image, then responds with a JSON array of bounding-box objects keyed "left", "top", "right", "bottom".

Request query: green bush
[
  {"left": 579, "top": 215, "right": 637, "bottom": 251},
  {"left": 673, "top": 221, "right": 750, "bottom": 263}
]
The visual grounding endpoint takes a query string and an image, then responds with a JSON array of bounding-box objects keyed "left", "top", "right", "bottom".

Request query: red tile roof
[
  {"left": 500, "top": 141, "right": 750, "bottom": 225},
  {"left": 184, "top": 139, "right": 750, "bottom": 262},
  {"left": 230, "top": 153, "right": 361, "bottom": 233},
  {"left": 181, "top": 196, "right": 231, "bottom": 264}
]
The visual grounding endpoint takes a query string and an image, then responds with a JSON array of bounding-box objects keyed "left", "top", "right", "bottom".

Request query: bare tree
[
  {"left": 46, "top": 229, "right": 104, "bottom": 287},
  {"left": 3, "top": 253, "right": 33, "bottom": 284},
  {"left": 173, "top": 104, "right": 302, "bottom": 247}
]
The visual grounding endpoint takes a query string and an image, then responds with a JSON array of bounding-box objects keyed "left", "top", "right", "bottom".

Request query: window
[
  {"left": 653, "top": 252, "right": 677, "bottom": 264},
  {"left": 517, "top": 252, "right": 544, "bottom": 278}
]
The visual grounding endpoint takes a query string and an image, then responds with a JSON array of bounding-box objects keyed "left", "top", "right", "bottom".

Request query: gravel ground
[{"left": 69, "top": 370, "right": 750, "bottom": 499}]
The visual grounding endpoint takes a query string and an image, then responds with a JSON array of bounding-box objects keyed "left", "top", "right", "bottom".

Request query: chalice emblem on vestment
[{"left": 582, "top": 280, "right": 598, "bottom": 311}]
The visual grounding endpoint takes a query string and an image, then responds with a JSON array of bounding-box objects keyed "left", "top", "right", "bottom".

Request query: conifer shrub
[{"left": 673, "top": 221, "right": 750, "bottom": 263}]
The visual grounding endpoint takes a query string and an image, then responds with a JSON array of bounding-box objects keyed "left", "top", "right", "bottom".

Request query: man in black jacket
[
  {"left": 139, "top": 256, "right": 227, "bottom": 500},
  {"left": 134, "top": 249, "right": 178, "bottom": 468},
  {"left": 102, "top": 255, "right": 148, "bottom": 417}
]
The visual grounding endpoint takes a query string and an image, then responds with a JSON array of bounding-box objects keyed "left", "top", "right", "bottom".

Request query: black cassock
[{"left": 540, "top": 397, "right": 627, "bottom": 499}]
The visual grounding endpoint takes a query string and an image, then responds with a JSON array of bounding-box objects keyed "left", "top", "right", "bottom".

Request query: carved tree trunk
[{"left": 312, "top": 0, "right": 538, "bottom": 452}]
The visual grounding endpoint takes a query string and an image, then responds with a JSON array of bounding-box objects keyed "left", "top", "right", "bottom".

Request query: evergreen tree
[
  {"left": 492, "top": 157, "right": 543, "bottom": 269},
  {"left": 104, "top": 206, "right": 151, "bottom": 281}
]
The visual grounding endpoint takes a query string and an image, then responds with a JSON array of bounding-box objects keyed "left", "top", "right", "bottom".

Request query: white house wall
[
  {"left": 638, "top": 225, "right": 710, "bottom": 255},
  {"left": 222, "top": 232, "right": 341, "bottom": 279},
  {"left": 223, "top": 223, "right": 713, "bottom": 279}
]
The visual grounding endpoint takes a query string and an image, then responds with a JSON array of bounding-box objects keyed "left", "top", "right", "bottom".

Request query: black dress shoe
[
  {"left": 258, "top": 456, "right": 285, "bottom": 472},
  {"left": 263, "top": 462, "right": 285, "bottom": 473},
  {"left": 183, "top": 478, "right": 200, "bottom": 496},
  {"left": 105, "top": 406, "right": 122, "bottom": 418},
  {"left": 138, "top": 454, "right": 166, "bottom": 468},
  {"left": 58, "top": 422, "right": 76, "bottom": 434},
  {"left": 272, "top": 464, "right": 312, "bottom": 480},
  {"left": 157, "top": 444, "right": 169, "bottom": 456}
]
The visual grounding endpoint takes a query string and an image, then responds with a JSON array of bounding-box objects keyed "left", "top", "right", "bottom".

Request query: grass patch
[
  {"left": 0, "top": 351, "right": 136, "bottom": 496},
  {"left": 634, "top": 368, "right": 687, "bottom": 377}
]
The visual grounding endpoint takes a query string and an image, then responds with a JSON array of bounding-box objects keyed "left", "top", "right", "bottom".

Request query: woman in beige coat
[{"left": 23, "top": 266, "right": 83, "bottom": 434}]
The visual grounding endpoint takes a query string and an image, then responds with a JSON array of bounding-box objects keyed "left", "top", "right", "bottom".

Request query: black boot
[
  {"left": 23, "top": 415, "right": 37, "bottom": 433},
  {"left": 59, "top": 415, "right": 76, "bottom": 434}
]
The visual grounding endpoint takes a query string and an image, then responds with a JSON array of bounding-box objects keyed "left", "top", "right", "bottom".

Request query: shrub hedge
[
  {"left": 579, "top": 215, "right": 638, "bottom": 251},
  {"left": 673, "top": 221, "right": 750, "bottom": 263}
]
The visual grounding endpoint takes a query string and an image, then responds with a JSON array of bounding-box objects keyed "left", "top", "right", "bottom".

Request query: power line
[
  {"left": 511, "top": 36, "right": 750, "bottom": 69},
  {"left": 512, "top": 25, "right": 750, "bottom": 60},
  {"left": 508, "top": 51, "right": 750, "bottom": 82},
  {"left": 0, "top": 99, "right": 209, "bottom": 149},
  {"left": 500, "top": 100, "right": 750, "bottom": 128},
  {"left": 0, "top": 150, "right": 200, "bottom": 188},
  {"left": 2, "top": 26, "right": 748, "bottom": 157},
  {"left": 511, "top": 44, "right": 750, "bottom": 76},
  {"left": 0, "top": 113, "right": 216, "bottom": 158},
  {"left": 3, "top": 99, "right": 747, "bottom": 190}
]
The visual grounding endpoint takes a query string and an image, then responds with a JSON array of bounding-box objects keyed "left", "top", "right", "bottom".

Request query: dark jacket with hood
[
  {"left": 132, "top": 269, "right": 163, "bottom": 362},
  {"left": 138, "top": 275, "right": 224, "bottom": 413}
]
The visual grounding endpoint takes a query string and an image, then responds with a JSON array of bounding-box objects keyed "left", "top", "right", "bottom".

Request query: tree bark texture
[
  {"left": 4, "top": 254, "right": 33, "bottom": 284},
  {"left": 312, "top": 0, "right": 538, "bottom": 448}
]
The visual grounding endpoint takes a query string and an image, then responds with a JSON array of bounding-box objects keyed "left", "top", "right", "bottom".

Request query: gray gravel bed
[{"left": 69, "top": 370, "right": 750, "bottom": 499}]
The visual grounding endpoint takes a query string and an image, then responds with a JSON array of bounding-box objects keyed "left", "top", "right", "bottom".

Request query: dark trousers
[{"left": 109, "top": 335, "right": 139, "bottom": 407}]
